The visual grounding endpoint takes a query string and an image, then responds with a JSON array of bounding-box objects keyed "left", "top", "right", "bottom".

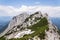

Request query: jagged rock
[{"left": 0, "top": 12, "right": 29, "bottom": 37}]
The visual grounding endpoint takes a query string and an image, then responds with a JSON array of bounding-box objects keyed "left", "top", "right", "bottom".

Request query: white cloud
[{"left": 0, "top": 5, "right": 60, "bottom": 17}]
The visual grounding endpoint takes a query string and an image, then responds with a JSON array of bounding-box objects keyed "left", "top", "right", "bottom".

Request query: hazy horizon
[{"left": 0, "top": 0, "right": 60, "bottom": 17}]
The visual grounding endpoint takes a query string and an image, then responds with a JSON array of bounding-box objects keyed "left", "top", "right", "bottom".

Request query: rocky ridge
[{"left": 0, "top": 11, "right": 60, "bottom": 40}]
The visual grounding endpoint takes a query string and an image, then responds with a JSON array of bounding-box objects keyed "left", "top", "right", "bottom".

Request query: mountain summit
[{"left": 0, "top": 11, "right": 60, "bottom": 40}]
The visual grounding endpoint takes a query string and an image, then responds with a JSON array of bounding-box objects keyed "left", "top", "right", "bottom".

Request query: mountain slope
[
  {"left": 0, "top": 11, "right": 60, "bottom": 40},
  {"left": 0, "top": 13, "right": 29, "bottom": 37}
]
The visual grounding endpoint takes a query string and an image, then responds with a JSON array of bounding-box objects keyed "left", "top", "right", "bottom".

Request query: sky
[{"left": 0, "top": 0, "right": 60, "bottom": 17}]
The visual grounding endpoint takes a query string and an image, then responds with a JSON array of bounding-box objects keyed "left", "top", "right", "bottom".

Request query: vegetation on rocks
[
  {"left": 9, "top": 17, "right": 49, "bottom": 40},
  {"left": 0, "top": 37, "right": 5, "bottom": 40}
]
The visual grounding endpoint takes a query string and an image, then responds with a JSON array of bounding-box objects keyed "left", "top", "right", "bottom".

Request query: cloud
[{"left": 0, "top": 5, "right": 60, "bottom": 17}]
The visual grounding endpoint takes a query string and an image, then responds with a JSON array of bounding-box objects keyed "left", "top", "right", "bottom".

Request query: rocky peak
[{"left": 0, "top": 11, "right": 60, "bottom": 40}]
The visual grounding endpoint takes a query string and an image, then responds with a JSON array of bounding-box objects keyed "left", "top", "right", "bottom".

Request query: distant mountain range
[
  {"left": 0, "top": 16, "right": 12, "bottom": 33},
  {"left": 50, "top": 17, "right": 60, "bottom": 29}
]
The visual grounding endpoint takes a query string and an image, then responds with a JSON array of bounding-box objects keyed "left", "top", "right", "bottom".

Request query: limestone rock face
[
  {"left": 0, "top": 13, "right": 29, "bottom": 37},
  {"left": 0, "top": 11, "right": 60, "bottom": 40},
  {"left": 45, "top": 20, "right": 60, "bottom": 40}
]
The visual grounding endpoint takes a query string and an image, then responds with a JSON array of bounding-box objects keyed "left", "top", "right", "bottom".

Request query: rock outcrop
[{"left": 0, "top": 13, "right": 29, "bottom": 37}]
